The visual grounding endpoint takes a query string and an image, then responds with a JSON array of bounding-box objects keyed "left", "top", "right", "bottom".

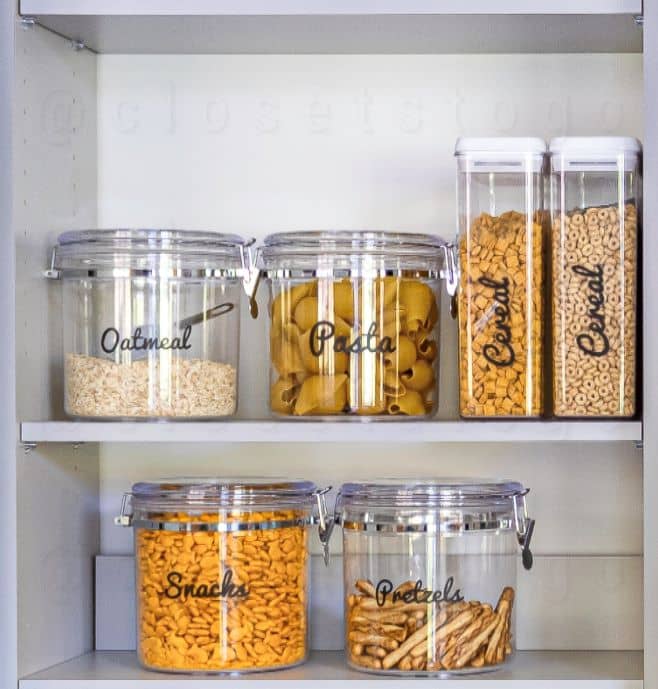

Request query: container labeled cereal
[
  {"left": 334, "top": 479, "right": 535, "bottom": 675},
  {"left": 48, "top": 230, "right": 259, "bottom": 420},
  {"left": 455, "top": 138, "right": 546, "bottom": 418},
  {"left": 116, "top": 478, "right": 318, "bottom": 673},
  {"left": 260, "top": 232, "right": 456, "bottom": 418},
  {"left": 549, "top": 137, "right": 640, "bottom": 417}
]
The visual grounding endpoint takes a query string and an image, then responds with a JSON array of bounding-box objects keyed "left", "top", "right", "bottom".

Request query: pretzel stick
[
  {"left": 350, "top": 611, "right": 408, "bottom": 625},
  {"left": 452, "top": 616, "right": 499, "bottom": 669},
  {"left": 358, "top": 598, "right": 428, "bottom": 612},
  {"left": 384, "top": 606, "right": 473, "bottom": 669},
  {"left": 348, "top": 631, "right": 399, "bottom": 650},
  {"left": 350, "top": 643, "right": 364, "bottom": 656},
  {"left": 440, "top": 611, "right": 495, "bottom": 668},
  {"left": 353, "top": 655, "right": 382, "bottom": 670},
  {"left": 398, "top": 656, "right": 412, "bottom": 671},
  {"left": 411, "top": 656, "right": 426, "bottom": 671},
  {"left": 364, "top": 646, "right": 387, "bottom": 659},
  {"left": 470, "top": 651, "right": 486, "bottom": 668},
  {"left": 408, "top": 604, "right": 471, "bottom": 659},
  {"left": 355, "top": 580, "right": 377, "bottom": 598},
  {"left": 485, "top": 587, "right": 514, "bottom": 664},
  {"left": 394, "top": 581, "right": 417, "bottom": 596}
]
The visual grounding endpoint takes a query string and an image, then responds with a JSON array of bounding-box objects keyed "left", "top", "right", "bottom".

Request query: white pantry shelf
[
  {"left": 18, "top": 0, "right": 644, "bottom": 15},
  {"left": 17, "top": 2, "right": 643, "bottom": 54},
  {"left": 19, "top": 650, "right": 643, "bottom": 688},
  {"left": 20, "top": 420, "right": 643, "bottom": 444}
]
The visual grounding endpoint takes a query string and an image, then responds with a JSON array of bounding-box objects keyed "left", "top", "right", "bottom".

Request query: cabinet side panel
[
  {"left": 644, "top": 1, "right": 658, "bottom": 686},
  {"left": 1, "top": 6, "right": 17, "bottom": 689},
  {"left": 14, "top": 25, "right": 99, "bottom": 677}
]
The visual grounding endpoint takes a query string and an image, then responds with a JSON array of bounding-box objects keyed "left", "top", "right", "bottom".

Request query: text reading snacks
[
  {"left": 549, "top": 137, "right": 640, "bottom": 417},
  {"left": 334, "top": 480, "right": 535, "bottom": 675},
  {"left": 259, "top": 232, "right": 457, "bottom": 417},
  {"left": 48, "top": 230, "right": 259, "bottom": 419},
  {"left": 116, "top": 479, "right": 318, "bottom": 673},
  {"left": 455, "top": 138, "right": 546, "bottom": 418}
]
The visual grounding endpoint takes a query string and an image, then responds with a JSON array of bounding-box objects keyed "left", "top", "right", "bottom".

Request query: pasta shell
[
  {"left": 299, "top": 328, "right": 349, "bottom": 374},
  {"left": 424, "top": 297, "right": 439, "bottom": 330},
  {"left": 270, "top": 281, "right": 317, "bottom": 327},
  {"left": 400, "top": 359, "right": 435, "bottom": 392},
  {"left": 399, "top": 280, "right": 434, "bottom": 336},
  {"left": 351, "top": 359, "right": 387, "bottom": 413},
  {"left": 293, "top": 296, "right": 319, "bottom": 332},
  {"left": 383, "top": 335, "right": 416, "bottom": 373},
  {"left": 333, "top": 279, "right": 354, "bottom": 323},
  {"left": 271, "top": 323, "right": 305, "bottom": 376},
  {"left": 377, "top": 277, "right": 399, "bottom": 307},
  {"left": 270, "top": 376, "right": 300, "bottom": 415},
  {"left": 357, "top": 277, "right": 399, "bottom": 310},
  {"left": 415, "top": 330, "right": 438, "bottom": 363},
  {"left": 295, "top": 374, "right": 348, "bottom": 415},
  {"left": 382, "top": 368, "right": 406, "bottom": 398},
  {"left": 387, "top": 389, "right": 426, "bottom": 416}
]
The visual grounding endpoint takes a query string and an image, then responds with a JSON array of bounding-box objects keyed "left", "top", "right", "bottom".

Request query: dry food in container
[
  {"left": 47, "top": 230, "right": 259, "bottom": 419},
  {"left": 330, "top": 479, "right": 534, "bottom": 675},
  {"left": 549, "top": 137, "right": 640, "bottom": 417},
  {"left": 259, "top": 231, "right": 457, "bottom": 418},
  {"left": 115, "top": 478, "right": 321, "bottom": 673},
  {"left": 455, "top": 138, "right": 547, "bottom": 418}
]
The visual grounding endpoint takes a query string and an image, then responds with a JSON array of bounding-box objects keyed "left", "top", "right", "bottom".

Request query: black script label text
[
  {"left": 478, "top": 276, "right": 515, "bottom": 367},
  {"left": 375, "top": 577, "right": 464, "bottom": 607},
  {"left": 164, "top": 568, "right": 249, "bottom": 601},
  {"left": 309, "top": 321, "right": 396, "bottom": 357},
  {"left": 572, "top": 264, "right": 610, "bottom": 357}
]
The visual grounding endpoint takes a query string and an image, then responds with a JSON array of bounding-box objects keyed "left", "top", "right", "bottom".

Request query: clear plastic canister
[
  {"left": 48, "top": 230, "right": 258, "bottom": 419},
  {"left": 455, "top": 138, "right": 547, "bottom": 418},
  {"left": 259, "top": 232, "right": 456, "bottom": 418},
  {"left": 116, "top": 478, "right": 318, "bottom": 673},
  {"left": 549, "top": 137, "right": 640, "bottom": 417},
  {"left": 336, "top": 479, "right": 534, "bottom": 675}
]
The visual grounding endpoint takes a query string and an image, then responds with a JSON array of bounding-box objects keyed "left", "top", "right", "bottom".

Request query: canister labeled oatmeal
[
  {"left": 549, "top": 137, "right": 640, "bottom": 417},
  {"left": 455, "top": 138, "right": 546, "bottom": 418},
  {"left": 116, "top": 478, "right": 319, "bottom": 673},
  {"left": 47, "top": 230, "right": 259, "bottom": 419},
  {"left": 333, "top": 480, "right": 535, "bottom": 675},
  {"left": 259, "top": 232, "right": 457, "bottom": 418}
]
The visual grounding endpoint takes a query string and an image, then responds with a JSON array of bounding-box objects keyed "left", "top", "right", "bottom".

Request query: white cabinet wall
[{"left": 1, "top": 2, "right": 654, "bottom": 688}]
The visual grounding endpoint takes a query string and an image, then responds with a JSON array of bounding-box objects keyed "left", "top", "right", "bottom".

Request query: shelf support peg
[{"left": 22, "top": 442, "right": 37, "bottom": 454}]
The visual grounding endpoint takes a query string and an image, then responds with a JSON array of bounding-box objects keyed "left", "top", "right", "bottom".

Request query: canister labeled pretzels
[{"left": 336, "top": 479, "right": 535, "bottom": 676}]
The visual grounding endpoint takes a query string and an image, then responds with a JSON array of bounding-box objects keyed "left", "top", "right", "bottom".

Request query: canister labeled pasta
[
  {"left": 116, "top": 479, "right": 318, "bottom": 673},
  {"left": 48, "top": 230, "right": 259, "bottom": 419},
  {"left": 455, "top": 138, "right": 546, "bottom": 418},
  {"left": 332, "top": 480, "right": 535, "bottom": 675},
  {"left": 260, "top": 232, "right": 456, "bottom": 418},
  {"left": 549, "top": 137, "right": 640, "bottom": 417}
]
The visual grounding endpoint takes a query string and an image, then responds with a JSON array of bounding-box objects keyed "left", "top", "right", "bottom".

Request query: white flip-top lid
[
  {"left": 455, "top": 137, "right": 546, "bottom": 173},
  {"left": 549, "top": 136, "right": 641, "bottom": 172}
]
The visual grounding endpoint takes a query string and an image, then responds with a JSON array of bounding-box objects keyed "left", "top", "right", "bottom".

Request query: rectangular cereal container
[
  {"left": 455, "top": 138, "right": 547, "bottom": 418},
  {"left": 549, "top": 137, "right": 640, "bottom": 417}
]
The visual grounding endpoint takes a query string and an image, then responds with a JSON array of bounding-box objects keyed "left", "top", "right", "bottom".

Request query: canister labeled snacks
[
  {"left": 48, "top": 230, "right": 258, "bottom": 419},
  {"left": 260, "top": 232, "right": 456, "bottom": 418},
  {"left": 116, "top": 479, "right": 318, "bottom": 673},
  {"left": 455, "top": 138, "right": 546, "bottom": 418},
  {"left": 333, "top": 479, "right": 535, "bottom": 675},
  {"left": 549, "top": 137, "right": 640, "bottom": 417}
]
